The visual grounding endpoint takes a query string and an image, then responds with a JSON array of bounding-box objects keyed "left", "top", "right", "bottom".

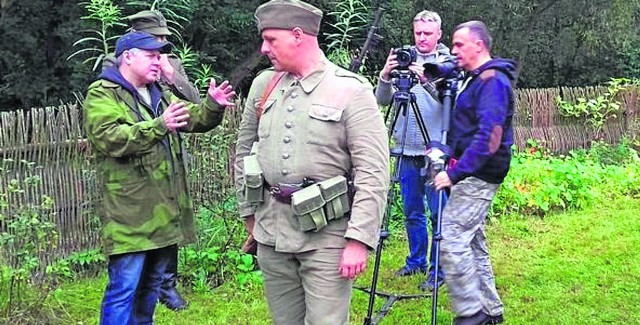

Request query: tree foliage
[{"left": 1, "top": 0, "right": 640, "bottom": 110}]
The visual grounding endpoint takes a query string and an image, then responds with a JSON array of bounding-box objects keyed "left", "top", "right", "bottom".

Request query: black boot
[
  {"left": 452, "top": 310, "right": 498, "bottom": 325},
  {"left": 159, "top": 246, "right": 188, "bottom": 311}
]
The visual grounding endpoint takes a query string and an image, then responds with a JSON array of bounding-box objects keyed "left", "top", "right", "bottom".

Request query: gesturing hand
[
  {"left": 208, "top": 79, "right": 236, "bottom": 107},
  {"left": 162, "top": 101, "right": 190, "bottom": 132},
  {"left": 339, "top": 240, "right": 369, "bottom": 279}
]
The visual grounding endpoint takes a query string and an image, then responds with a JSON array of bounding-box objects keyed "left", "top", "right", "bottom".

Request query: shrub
[
  {"left": 0, "top": 159, "right": 60, "bottom": 321},
  {"left": 493, "top": 140, "right": 640, "bottom": 217}
]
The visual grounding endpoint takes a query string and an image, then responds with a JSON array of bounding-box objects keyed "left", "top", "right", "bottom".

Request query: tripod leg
[
  {"left": 430, "top": 189, "right": 446, "bottom": 325},
  {"left": 364, "top": 228, "right": 389, "bottom": 325}
]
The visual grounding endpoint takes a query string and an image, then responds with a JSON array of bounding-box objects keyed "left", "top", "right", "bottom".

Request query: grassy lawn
[{"left": 39, "top": 196, "right": 640, "bottom": 324}]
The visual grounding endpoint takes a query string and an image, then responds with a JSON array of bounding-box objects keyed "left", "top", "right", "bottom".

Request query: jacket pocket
[{"left": 306, "top": 103, "right": 345, "bottom": 147}]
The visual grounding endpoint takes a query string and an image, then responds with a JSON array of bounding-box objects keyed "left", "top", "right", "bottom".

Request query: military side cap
[
  {"left": 115, "top": 31, "right": 171, "bottom": 57},
  {"left": 127, "top": 10, "right": 171, "bottom": 36},
  {"left": 254, "top": 0, "right": 323, "bottom": 36}
]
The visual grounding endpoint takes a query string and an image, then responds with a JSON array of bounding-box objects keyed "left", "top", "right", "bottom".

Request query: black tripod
[
  {"left": 427, "top": 76, "right": 456, "bottom": 325},
  {"left": 360, "top": 69, "right": 448, "bottom": 325}
]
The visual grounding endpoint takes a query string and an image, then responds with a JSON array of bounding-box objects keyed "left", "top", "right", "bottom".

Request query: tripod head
[{"left": 390, "top": 69, "right": 419, "bottom": 105}]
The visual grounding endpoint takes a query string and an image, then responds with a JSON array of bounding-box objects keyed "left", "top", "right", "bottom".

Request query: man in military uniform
[
  {"left": 84, "top": 31, "right": 234, "bottom": 324},
  {"left": 433, "top": 20, "right": 516, "bottom": 325},
  {"left": 234, "top": 1, "right": 390, "bottom": 324},
  {"left": 103, "top": 10, "right": 201, "bottom": 310}
]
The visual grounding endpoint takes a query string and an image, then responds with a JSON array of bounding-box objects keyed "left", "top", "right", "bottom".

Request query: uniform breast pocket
[
  {"left": 307, "top": 103, "right": 345, "bottom": 146},
  {"left": 257, "top": 99, "right": 276, "bottom": 139}
]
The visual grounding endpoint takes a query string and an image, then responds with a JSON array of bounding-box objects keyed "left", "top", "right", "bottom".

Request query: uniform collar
[{"left": 296, "top": 57, "right": 330, "bottom": 94}]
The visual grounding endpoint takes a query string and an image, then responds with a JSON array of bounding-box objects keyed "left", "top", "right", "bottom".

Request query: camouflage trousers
[{"left": 439, "top": 177, "right": 503, "bottom": 317}]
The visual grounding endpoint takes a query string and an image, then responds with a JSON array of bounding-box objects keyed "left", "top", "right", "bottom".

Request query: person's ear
[{"left": 292, "top": 27, "right": 304, "bottom": 42}]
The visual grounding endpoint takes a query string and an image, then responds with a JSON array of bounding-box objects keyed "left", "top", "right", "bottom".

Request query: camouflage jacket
[{"left": 83, "top": 66, "right": 224, "bottom": 255}]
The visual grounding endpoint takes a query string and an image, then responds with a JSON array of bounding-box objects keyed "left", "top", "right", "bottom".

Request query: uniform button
[
  {"left": 283, "top": 136, "right": 291, "bottom": 143},
  {"left": 287, "top": 106, "right": 294, "bottom": 112},
  {"left": 282, "top": 153, "right": 290, "bottom": 159},
  {"left": 282, "top": 169, "right": 290, "bottom": 175},
  {"left": 291, "top": 92, "right": 298, "bottom": 98},
  {"left": 285, "top": 121, "right": 293, "bottom": 128}
]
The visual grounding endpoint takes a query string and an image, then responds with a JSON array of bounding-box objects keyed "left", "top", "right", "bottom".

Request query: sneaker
[
  {"left": 419, "top": 273, "right": 444, "bottom": 291},
  {"left": 452, "top": 310, "right": 504, "bottom": 325},
  {"left": 394, "top": 266, "right": 428, "bottom": 277}
]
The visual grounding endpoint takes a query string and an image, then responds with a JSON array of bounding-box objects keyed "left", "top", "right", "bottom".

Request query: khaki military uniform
[{"left": 234, "top": 58, "right": 390, "bottom": 324}]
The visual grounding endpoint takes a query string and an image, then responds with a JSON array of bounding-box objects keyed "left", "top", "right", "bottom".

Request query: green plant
[
  {"left": 556, "top": 78, "right": 634, "bottom": 137},
  {"left": 587, "top": 138, "right": 640, "bottom": 166},
  {"left": 0, "top": 159, "right": 60, "bottom": 319},
  {"left": 493, "top": 139, "right": 640, "bottom": 217},
  {"left": 324, "top": 0, "right": 370, "bottom": 70},
  {"left": 192, "top": 63, "right": 221, "bottom": 96},
  {"left": 67, "top": 0, "right": 126, "bottom": 71},
  {"left": 179, "top": 198, "right": 258, "bottom": 293}
]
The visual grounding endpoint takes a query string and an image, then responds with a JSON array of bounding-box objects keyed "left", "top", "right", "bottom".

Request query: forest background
[{"left": 2, "top": 0, "right": 640, "bottom": 111}]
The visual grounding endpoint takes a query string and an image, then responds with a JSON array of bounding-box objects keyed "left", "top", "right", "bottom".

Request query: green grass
[{"left": 10, "top": 197, "right": 640, "bottom": 324}]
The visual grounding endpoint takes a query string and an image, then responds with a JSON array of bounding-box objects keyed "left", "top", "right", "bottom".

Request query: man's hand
[
  {"left": 244, "top": 214, "right": 255, "bottom": 235},
  {"left": 434, "top": 171, "right": 452, "bottom": 191},
  {"left": 162, "top": 101, "right": 190, "bottom": 132},
  {"left": 208, "top": 79, "right": 236, "bottom": 107},
  {"left": 408, "top": 62, "right": 428, "bottom": 83},
  {"left": 339, "top": 239, "right": 369, "bottom": 279},
  {"left": 241, "top": 214, "right": 257, "bottom": 255},
  {"left": 380, "top": 49, "right": 399, "bottom": 81},
  {"left": 158, "top": 54, "right": 175, "bottom": 83}
]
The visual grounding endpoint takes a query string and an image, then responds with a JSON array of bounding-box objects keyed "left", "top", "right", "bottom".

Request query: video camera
[
  {"left": 393, "top": 45, "right": 417, "bottom": 70},
  {"left": 390, "top": 46, "right": 419, "bottom": 93},
  {"left": 423, "top": 57, "right": 462, "bottom": 81}
]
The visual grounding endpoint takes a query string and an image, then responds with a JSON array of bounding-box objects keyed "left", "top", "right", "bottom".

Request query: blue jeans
[
  {"left": 399, "top": 156, "right": 446, "bottom": 275},
  {"left": 100, "top": 245, "right": 174, "bottom": 325}
]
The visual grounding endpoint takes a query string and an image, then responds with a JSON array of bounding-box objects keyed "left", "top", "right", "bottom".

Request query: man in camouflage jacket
[
  {"left": 101, "top": 9, "right": 202, "bottom": 310},
  {"left": 83, "top": 31, "right": 234, "bottom": 324}
]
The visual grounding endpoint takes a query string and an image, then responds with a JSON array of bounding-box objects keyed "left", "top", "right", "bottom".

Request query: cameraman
[
  {"left": 375, "top": 10, "right": 452, "bottom": 291},
  {"left": 433, "top": 20, "right": 516, "bottom": 325}
]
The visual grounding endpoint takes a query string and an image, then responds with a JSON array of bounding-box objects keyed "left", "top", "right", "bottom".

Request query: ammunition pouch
[
  {"left": 291, "top": 185, "right": 327, "bottom": 232},
  {"left": 291, "top": 175, "right": 350, "bottom": 232},
  {"left": 318, "top": 175, "right": 350, "bottom": 221},
  {"left": 243, "top": 154, "right": 264, "bottom": 203}
]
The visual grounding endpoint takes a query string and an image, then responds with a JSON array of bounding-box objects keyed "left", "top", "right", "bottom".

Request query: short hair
[
  {"left": 453, "top": 20, "right": 493, "bottom": 51},
  {"left": 115, "top": 48, "right": 140, "bottom": 66},
  {"left": 413, "top": 10, "right": 441, "bottom": 28}
]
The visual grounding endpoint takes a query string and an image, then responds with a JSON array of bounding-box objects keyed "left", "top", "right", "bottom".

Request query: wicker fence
[{"left": 0, "top": 86, "right": 638, "bottom": 262}]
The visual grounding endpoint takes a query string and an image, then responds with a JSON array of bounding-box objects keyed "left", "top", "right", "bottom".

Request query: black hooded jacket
[{"left": 447, "top": 58, "right": 518, "bottom": 184}]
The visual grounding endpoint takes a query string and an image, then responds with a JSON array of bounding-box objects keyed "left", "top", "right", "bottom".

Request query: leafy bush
[
  {"left": 179, "top": 201, "right": 261, "bottom": 293},
  {"left": 493, "top": 140, "right": 640, "bottom": 217},
  {"left": 0, "top": 159, "right": 60, "bottom": 321}
]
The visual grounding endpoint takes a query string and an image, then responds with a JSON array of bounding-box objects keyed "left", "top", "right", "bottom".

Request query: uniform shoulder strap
[{"left": 256, "top": 71, "right": 285, "bottom": 120}]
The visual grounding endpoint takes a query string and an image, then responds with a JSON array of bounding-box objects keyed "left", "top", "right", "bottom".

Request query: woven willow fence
[{"left": 0, "top": 86, "right": 638, "bottom": 261}]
